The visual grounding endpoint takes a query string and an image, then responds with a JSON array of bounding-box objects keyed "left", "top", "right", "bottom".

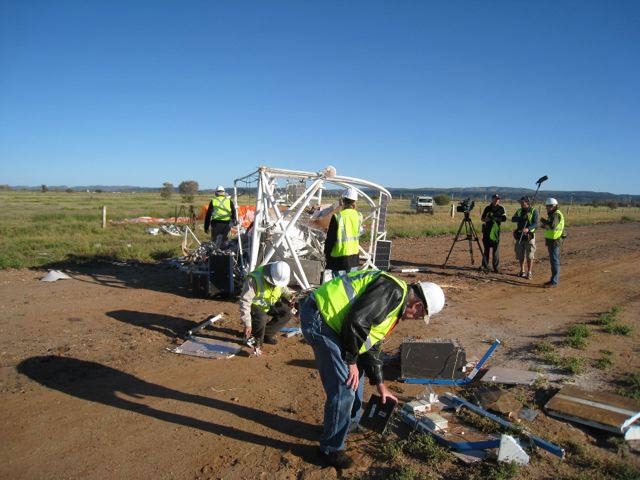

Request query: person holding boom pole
[{"left": 511, "top": 176, "right": 548, "bottom": 280}]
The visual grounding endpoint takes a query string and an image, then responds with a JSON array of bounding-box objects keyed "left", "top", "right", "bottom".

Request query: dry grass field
[{"left": 1, "top": 190, "right": 639, "bottom": 269}]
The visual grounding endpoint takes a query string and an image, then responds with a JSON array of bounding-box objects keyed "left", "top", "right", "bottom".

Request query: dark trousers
[
  {"left": 482, "top": 239, "right": 500, "bottom": 271},
  {"left": 251, "top": 301, "right": 291, "bottom": 344},
  {"left": 211, "top": 222, "right": 231, "bottom": 247}
]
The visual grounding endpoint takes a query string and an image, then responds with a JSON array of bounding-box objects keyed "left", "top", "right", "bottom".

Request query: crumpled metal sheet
[{"left": 170, "top": 337, "right": 241, "bottom": 359}]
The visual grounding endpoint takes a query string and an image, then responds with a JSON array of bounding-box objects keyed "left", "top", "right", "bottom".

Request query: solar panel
[
  {"left": 377, "top": 195, "right": 389, "bottom": 233},
  {"left": 374, "top": 240, "right": 392, "bottom": 271}
]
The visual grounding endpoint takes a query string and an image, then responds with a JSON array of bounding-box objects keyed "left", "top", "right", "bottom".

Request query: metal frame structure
[{"left": 232, "top": 166, "right": 392, "bottom": 289}]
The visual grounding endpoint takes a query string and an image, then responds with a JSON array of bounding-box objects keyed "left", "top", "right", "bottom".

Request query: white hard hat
[
  {"left": 545, "top": 197, "right": 558, "bottom": 206},
  {"left": 268, "top": 261, "right": 290, "bottom": 287},
  {"left": 415, "top": 281, "right": 445, "bottom": 322},
  {"left": 215, "top": 185, "right": 226, "bottom": 193},
  {"left": 343, "top": 188, "right": 358, "bottom": 201}
]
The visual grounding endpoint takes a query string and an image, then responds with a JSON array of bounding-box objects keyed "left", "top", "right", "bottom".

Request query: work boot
[
  {"left": 317, "top": 449, "right": 353, "bottom": 469},
  {"left": 263, "top": 336, "right": 278, "bottom": 345},
  {"left": 543, "top": 281, "right": 557, "bottom": 288}
]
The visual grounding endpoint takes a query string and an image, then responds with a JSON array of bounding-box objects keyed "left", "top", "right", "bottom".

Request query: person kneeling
[{"left": 239, "top": 261, "right": 293, "bottom": 349}]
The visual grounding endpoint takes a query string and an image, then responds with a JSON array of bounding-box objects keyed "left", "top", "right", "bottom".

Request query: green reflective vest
[
  {"left": 211, "top": 195, "right": 232, "bottom": 222},
  {"left": 544, "top": 210, "right": 565, "bottom": 240},
  {"left": 330, "top": 208, "right": 362, "bottom": 257},
  {"left": 313, "top": 270, "right": 408, "bottom": 354},
  {"left": 249, "top": 266, "right": 282, "bottom": 312},
  {"left": 485, "top": 211, "right": 501, "bottom": 242},
  {"left": 515, "top": 208, "right": 536, "bottom": 233}
]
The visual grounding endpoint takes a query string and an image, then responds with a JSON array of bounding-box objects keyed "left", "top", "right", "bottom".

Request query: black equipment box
[
  {"left": 191, "top": 270, "right": 213, "bottom": 298},
  {"left": 209, "top": 254, "right": 235, "bottom": 296},
  {"left": 400, "top": 337, "right": 467, "bottom": 380},
  {"left": 283, "top": 258, "right": 324, "bottom": 287},
  {"left": 360, "top": 394, "right": 397, "bottom": 434}
]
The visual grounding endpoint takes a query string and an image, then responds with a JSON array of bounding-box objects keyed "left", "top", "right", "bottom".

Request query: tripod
[{"left": 443, "top": 211, "right": 485, "bottom": 267}]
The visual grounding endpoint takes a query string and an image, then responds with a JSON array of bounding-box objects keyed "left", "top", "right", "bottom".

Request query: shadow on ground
[
  {"left": 17, "top": 355, "right": 319, "bottom": 463},
  {"left": 106, "top": 309, "right": 243, "bottom": 344}
]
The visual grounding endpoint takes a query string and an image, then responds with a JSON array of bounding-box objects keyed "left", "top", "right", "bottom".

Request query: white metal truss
[{"left": 233, "top": 166, "right": 392, "bottom": 289}]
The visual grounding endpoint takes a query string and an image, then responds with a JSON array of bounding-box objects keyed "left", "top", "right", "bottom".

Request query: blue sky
[{"left": 1, "top": 1, "right": 639, "bottom": 194}]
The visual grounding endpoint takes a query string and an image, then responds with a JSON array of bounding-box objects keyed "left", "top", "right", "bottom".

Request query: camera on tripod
[{"left": 456, "top": 198, "right": 475, "bottom": 214}]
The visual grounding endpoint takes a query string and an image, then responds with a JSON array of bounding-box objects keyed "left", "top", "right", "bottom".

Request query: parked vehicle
[{"left": 415, "top": 195, "right": 434, "bottom": 214}]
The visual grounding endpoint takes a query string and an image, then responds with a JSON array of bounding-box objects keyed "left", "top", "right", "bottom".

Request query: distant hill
[
  {"left": 5, "top": 184, "right": 639, "bottom": 204},
  {"left": 384, "top": 187, "right": 640, "bottom": 204}
]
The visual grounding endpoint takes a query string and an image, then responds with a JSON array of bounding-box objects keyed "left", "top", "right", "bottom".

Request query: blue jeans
[
  {"left": 547, "top": 241, "right": 561, "bottom": 285},
  {"left": 300, "top": 295, "right": 364, "bottom": 454}
]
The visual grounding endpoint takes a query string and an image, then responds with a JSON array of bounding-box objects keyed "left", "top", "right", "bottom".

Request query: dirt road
[{"left": 1, "top": 222, "right": 639, "bottom": 479}]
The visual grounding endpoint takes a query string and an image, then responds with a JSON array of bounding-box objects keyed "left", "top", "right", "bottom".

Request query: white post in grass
[{"left": 102, "top": 206, "right": 107, "bottom": 229}]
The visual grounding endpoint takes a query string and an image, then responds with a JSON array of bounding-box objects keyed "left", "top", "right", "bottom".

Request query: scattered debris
[
  {"left": 170, "top": 337, "right": 241, "bottom": 359},
  {"left": 400, "top": 338, "right": 467, "bottom": 380},
  {"left": 518, "top": 408, "right": 540, "bottom": 422},
  {"left": 146, "top": 227, "right": 160, "bottom": 235},
  {"left": 161, "top": 224, "right": 183, "bottom": 236},
  {"left": 280, "top": 327, "right": 302, "bottom": 338},
  {"left": 545, "top": 385, "right": 640, "bottom": 437},
  {"left": 40, "top": 270, "right": 71, "bottom": 282},
  {"left": 404, "top": 399, "right": 432, "bottom": 414},
  {"left": 360, "top": 394, "right": 397, "bottom": 434},
  {"left": 497, "top": 435, "right": 530, "bottom": 465},
  {"left": 403, "top": 339, "right": 501, "bottom": 385},
  {"left": 481, "top": 366, "right": 540, "bottom": 386},
  {"left": 475, "top": 386, "right": 522, "bottom": 419},
  {"left": 185, "top": 314, "right": 223, "bottom": 339},
  {"left": 442, "top": 393, "right": 565, "bottom": 458},
  {"left": 419, "top": 412, "right": 449, "bottom": 431}
]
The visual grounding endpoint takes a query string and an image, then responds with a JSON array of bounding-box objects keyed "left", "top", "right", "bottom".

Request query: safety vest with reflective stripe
[
  {"left": 515, "top": 208, "right": 536, "bottom": 233},
  {"left": 211, "top": 195, "right": 232, "bottom": 222},
  {"left": 313, "top": 270, "right": 408, "bottom": 354},
  {"left": 249, "top": 266, "right": 282, "bottom": 312},
  {"left": 544, "top": 210, "right": 565, "bottom": 240},
  {"left": 330, "top": 208, "right": 362, "bottom": 257}
]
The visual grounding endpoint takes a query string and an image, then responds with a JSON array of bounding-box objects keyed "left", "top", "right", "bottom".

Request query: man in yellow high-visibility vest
[
  {"left": 299, "top": 271, "right": 445, "bottom": 469},
  {"left": 204, "top": 186, "right": 237, "bottom": 248},
  {"left": 324, "top": 188, "right": 363, "bottom": 274},
  {"left": 540, "top": 198, "right": 565, "bottom": 287}
]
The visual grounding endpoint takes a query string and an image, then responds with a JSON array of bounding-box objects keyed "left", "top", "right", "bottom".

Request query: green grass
[
  {"left": 403, "top": 433, "right": 451, "bottom": 465},
  {"left": 561, "top": 357, "right": 586, "bottom": 375},
  {"left": 594, "top": 351, "right": 614, "bottom": 370},
  {"left": 388, "top": 464, "right": 421, "bottom": 480},
  {"left": 378, "top": 439, "right": 405, "bottom": 462},
  {"left": 617, "top": 372, "right": 640, "bottom": 400},
  {"left": 597, "top": 306, "right": 632, "bottom": 336},
  {"left": 1, "top": 192, "right": 640, "bottom": 269},
  {"left": 565, "top": 324, "right": 591, "bottom": 349},
  {"left": 602, "top": 323, "right": 633, "bottom": 336}
]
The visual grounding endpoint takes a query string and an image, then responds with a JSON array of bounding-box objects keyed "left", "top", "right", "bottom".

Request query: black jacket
[
  {"left": 341, "top": 275, "right": 407, "bottom": 385},
  {"left": 480, "top": 204, "right": 507, "bottom": 241}
]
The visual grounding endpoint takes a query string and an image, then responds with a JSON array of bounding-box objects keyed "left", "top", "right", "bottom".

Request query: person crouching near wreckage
[
  {"left": 299, "top": 270, "right": 445, "bottom": 469},
  {"left": 239, "top": 261, "right": 293, "bottom": 351}
]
